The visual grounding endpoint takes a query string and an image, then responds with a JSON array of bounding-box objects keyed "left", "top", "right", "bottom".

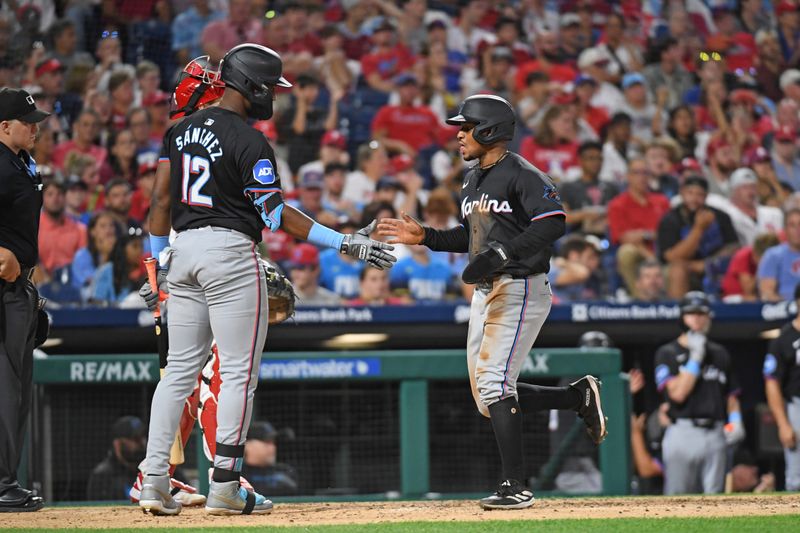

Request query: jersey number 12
[{"left": 181, "top": 153, "right": 213, "bottom": 207}]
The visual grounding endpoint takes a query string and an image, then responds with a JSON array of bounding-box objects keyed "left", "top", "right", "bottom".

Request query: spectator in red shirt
[
  {"left": 336, "top": 0, "right": 372, "bottom": 60},
  {"left": 360, "top": 18, "right": 415, "bottom": 93},
  {"left": 38, "top": 181, "right": 87, "bottom": 280},
  {"left": 721, "top": 233, "right": 780, "bottom": 301},
  {"left": 143, "top": 90, "right": 170, "bottom": 144},
  {"left": 283, "top": 2, "right": 322, "bottom": 56},
  {"left": 475, "top": 16, "right": 533, "bottom": 65},
  {"left": 130, "top": 161, "right": 157, "bottom": 224},
  {"left": 520, "top": 104, "right": 579, "bottom": 181},
  {"left": 100, "top": 128, "right": 137, "bottom": 185},
  {"left": 574, "top": 74, "right": 610, "bottom": 136},
  {"left": 201, "top": 0, "right": 264, "bottom": 63},
  {"left": 608, "top": 158, "right": 671, "bottom": 294},
  {"left": 371, "top": 73, "right": 441, "bottom": 156},
  {"left": 515, "top": 30, "right": 577, "bottom": 91},
  {"left": 108, "top": 70, "right": 135, "bottom": 132},
  {"left": 52, "top": 109, "right": 107, "bottom": 171}
]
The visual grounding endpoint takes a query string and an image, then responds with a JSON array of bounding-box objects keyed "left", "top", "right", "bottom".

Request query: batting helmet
[
  {"left": 679, "top": 290, "right": 713, "bottom": 331},
  {"left": 578, "top": 331, "right": 612, "bottom": 348},
  {"left": 446, "top": 94, "right": 516, "bottom": 145},
  {"left": 171, "top": 56, "right": 225, "bottom": 119},
  {"left": 220, "top": 43, "right": 291, "bottom": 120}
]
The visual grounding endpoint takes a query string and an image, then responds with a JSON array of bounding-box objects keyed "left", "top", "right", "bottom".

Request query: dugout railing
[{"left": 28, "top": 349, "right": 630, "bottom": 502}]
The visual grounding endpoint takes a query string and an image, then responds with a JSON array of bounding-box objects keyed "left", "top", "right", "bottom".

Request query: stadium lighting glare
[
  {"left": 323, "top": 333, "right": 388, "bottom": 348},
  {"left": 760, "top": 328, "right": 781, "bottom": 340}
]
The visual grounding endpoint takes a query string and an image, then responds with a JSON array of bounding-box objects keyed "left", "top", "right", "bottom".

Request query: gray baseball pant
[
  {"left": 662, "top": 419, "right": 726, "bottom": 494},
  {"left": 140, "top": 226, "right": 268, "bottom": 476},
  {"left": 784, "top": 397, "right": 800, "bottom": 491},
  {"left": 466, "top": 274, "right": 552, "bottom": 418}
]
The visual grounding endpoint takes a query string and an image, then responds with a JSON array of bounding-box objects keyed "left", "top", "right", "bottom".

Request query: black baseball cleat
[
  {"left": 479, "top": 479, "right": 535, "bottom": 510},
  {"left": 571, "top": 375, "right": 608, "bottom": 444}
]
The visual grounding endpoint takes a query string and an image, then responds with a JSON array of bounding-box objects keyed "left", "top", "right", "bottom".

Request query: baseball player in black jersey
[
  {"left": 379, "top": 94, "right": 607, "bottom": 510},
  {"left": 764, "top": 283, "right": 800, "bottom": 491},
  {"left": 654, "top": 291, "right": 744, "bottom": 494},
  {"left": 138, "top": 44, "right": 395, "bottom": 516}
]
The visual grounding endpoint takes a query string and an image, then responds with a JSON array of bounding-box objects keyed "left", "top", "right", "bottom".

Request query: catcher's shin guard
[{"left": 198, "top": 343, "right": 222, "bottom": 460}]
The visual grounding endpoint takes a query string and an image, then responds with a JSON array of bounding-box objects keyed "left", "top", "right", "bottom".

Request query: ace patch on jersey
[{"left": 253, "top": 159, "right": 276, "bottom": 185}]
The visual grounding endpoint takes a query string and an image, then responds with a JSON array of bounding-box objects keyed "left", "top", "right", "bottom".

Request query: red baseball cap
[
  {"left": 552, "top": 90, "right": 577, "bottom": 105},
  {"left": 321, "top": 130, "right": 346, "bottom": 150},
  {"left": 743, "top": 146, "right": 770, "bottom": 166},
  {"left": 729, "top": 89, "right": 758, "bottom": 105},
  {"left": 775, "top": 125, "right": 798, "bottom": 142},
  {"left": 138, "top": 160, "right": 158, "bottom": 175},
  {"left": 35, "top": 57, "right": 64, "bottom": 77},
  {"left": 253, "top": 120, "right": 277, "bottom": 141},
  {"left": 144, "top": 90, "right": 170, "bottom": 107},
  {"left": 288, "top": 243, "right": 319, "bottom": 268},
  {"left": 776, "top": 0, "right": 798, "bottom": 16},
  {"left": 390, "top": 154, "right": 414, "bottom": 174},
  {"left": 676, "top": 157, "right": 702, "bottom": 174}
]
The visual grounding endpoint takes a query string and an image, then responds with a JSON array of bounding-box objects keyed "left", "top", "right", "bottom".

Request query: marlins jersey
[
  {"left": 764, "top": 322, "right": 800, "bottom": 400},
  {"left": 162, "top": 107, "right": 282, "bottom": 242},
  {"left": 655, "top": 340, "right": 740, "bottom": 421},
  {"left": 459, "top": 152, "right": 565, "bottom": 277}
]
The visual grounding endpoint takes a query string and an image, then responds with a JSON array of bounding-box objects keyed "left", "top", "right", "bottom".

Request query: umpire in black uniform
[{"left": 0, "top": 88, "right": 49, "bottom": 512}]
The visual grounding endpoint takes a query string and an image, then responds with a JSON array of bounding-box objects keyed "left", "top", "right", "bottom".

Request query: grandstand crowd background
[{"left": 9, "top": 0, "right": 800, "bottom": 308}]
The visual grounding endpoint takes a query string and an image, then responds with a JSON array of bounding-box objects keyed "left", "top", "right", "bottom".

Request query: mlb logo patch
[{"left": 253, "top": 158, "right": 276, "bottom": 184}]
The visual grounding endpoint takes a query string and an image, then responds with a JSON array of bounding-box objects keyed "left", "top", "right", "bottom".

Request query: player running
[
  {"left": 379, "top": 95, "right": 607, "bottom": 510},
  {"left": 138, "top": 43, "right": 395, "bottom": 517}
]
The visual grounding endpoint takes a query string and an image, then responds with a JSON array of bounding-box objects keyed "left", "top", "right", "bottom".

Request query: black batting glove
[{"left": 462, "top": 241, "right": 510, "bottom": 284}]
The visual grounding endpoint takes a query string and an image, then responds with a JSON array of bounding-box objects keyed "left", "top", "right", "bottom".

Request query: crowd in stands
[{"left": 11, "top": 0, "right": 800, "bottom": 307}]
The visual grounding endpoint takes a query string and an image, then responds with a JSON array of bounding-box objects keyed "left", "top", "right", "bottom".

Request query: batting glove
[
  {"left": 138, "top": 269, "right": 169, "bottom": 311},
  {"left": 725, "top": 412, "right": 745, "bottom": 446},
  {"left": 462, "top": 241, "right": 510, "bottom": 284},
  {"left": 686, "top": 330, "right": 706, "bottom": 364},
  {"left": 340, "top": 220, "right": 397, "bottom": 270}
]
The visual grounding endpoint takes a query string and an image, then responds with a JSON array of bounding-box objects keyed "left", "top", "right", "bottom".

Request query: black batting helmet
[
  {"left": 220, "top": 44, "right": 292, "bottom": 120},
  {"left": 679, "top": 290, "right": 713, "bottom": 331},
  {"left": 579, "top": 331, "right": 612, "bottom": 348},
  {"left": 446, "top": 94, "right": 516, "bottom": 145}
]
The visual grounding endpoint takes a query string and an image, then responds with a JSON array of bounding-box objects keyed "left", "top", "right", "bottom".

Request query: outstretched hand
[
  {"left": 340, "top": 220, "right": 397, "bottom": 270},
  {"left": 377, "top": 212, "right": 425, "bottom": 245}
]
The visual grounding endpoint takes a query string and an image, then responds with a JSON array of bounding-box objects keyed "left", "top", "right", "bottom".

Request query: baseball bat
[{"left": 145, "top": 258, "right": 185, "bottom": 465}]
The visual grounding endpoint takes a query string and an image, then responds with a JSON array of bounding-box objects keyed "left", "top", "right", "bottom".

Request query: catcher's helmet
[
  {"left": 220, "top": 43, "right": 291, "bottom": 120},
  {"left": 446, "top": 94, "right": 516, "bottom": 145},
  {"left": 171, "top": 56, "right": 225, "bottom": 119},
  {"left": 579, "top": 331, "right": 612, "bottom": 348}
]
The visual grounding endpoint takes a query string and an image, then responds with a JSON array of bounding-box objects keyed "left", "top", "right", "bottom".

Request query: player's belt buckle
[{"left": 690, "top": 418, "right": 715, "bottom": 429}]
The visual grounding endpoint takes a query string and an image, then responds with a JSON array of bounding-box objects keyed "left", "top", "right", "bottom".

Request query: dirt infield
[{"left": 4, "top": 494, "right": 800, "bottom": 529}]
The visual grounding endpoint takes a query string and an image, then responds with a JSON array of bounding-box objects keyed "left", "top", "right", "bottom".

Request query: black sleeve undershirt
[{"left": 422, "top": 225, "right": 469, "bottom": 253}]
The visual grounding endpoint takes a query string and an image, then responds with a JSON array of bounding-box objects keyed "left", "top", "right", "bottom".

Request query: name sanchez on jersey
[{"left": 175, "top": 124, "right": 223, "bottom": 161}]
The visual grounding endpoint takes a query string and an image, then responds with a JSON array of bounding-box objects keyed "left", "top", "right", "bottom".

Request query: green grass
[{"left": 9, "top": 515, "right": 800, "bottom": 532}]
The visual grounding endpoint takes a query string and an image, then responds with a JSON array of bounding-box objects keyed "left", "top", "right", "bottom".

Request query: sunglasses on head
[
  {"left": 698, "top": 51, "right": 723, "bottom": 62},
  {"left": 101, "top": 30, "right": 119, "bottom": 40}
]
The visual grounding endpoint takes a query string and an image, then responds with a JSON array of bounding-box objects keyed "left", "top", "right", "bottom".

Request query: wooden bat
[{"left": 145, "top": 258, "right": 185, "bottom": 465}]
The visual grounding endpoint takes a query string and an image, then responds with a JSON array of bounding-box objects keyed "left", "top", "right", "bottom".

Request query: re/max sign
[{"left": 70, "top": 361, "right": 154, "bottom": 382}]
